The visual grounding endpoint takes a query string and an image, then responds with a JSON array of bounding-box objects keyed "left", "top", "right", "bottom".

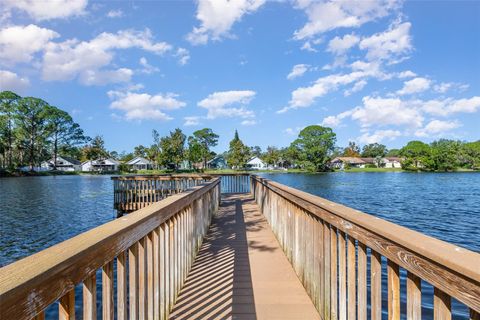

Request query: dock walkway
[{"left": 169, "top": 194, "right": 320, "bottom": 319}]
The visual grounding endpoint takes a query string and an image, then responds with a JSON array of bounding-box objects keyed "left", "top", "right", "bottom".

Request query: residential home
[
  {"left": 381, "top": 157, "right": 403, "bottom": 168},
  {"left": 360, "top": 157, "right": 377, "bottom": 166},
  {"left": 82, "top": 158, "right": 120, "bottom": 172},
  {"left": 207, "top": 155, "right": 228, "bottom": 169},
  {"left": 330, "top": 157, "right": 366, "bottom": 169},
  {"left": 40, "top": 156, "right": 82, "bottom": 172},
  {"left": 247, "top": 156, "right": 267, "bottom": 170},
  {"left": 126, "top": 156, "right": 153, "bottom": 170}
]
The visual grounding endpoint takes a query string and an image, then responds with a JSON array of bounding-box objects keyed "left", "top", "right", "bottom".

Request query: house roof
[
  {"left": 385, "top": 157, "right": 403, "bottom": 162},
  {"left": 53, "top": 156, "right": 81, "bottom": 165},
  {"left": 126, "top": 156, "right": 152, "bottom": 165},
  {"left": 360, "top": 157, "right": 376, "bottom": 163},
  {"left": 331, "top": 157, "right": 365, "bottom": 164},
  {"left": 247, "top": 156, "right": 265, "bottom": 164}
]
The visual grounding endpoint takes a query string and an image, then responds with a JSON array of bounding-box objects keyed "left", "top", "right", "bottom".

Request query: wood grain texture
[
  {"left": 338, "top": 231, "right": 347, "bottom": 320},
  {"left": 347, "top": 235, "right": 356, "bottom": 320},
  {"left": 58, "top": 289, "right": 75, "bottom": 320},
  {"left": 434, "top": 287, "right": 452, "bottom": 320},
  {"left": 102, "top": 261, "right": 114, "bottom": 320},
  {"left": 388, "top": 260, "right": 400, "bottom": 320},
  {"left": 83, "top": 274, "right": 96, "bottom": 320},
  {"left": 371, "top": 251, "right": 382, "bottom": 320},
  {"left": 128, "top": 244, "right": 138, "bottom": 320},
  {"left": 357, "top": 243, "right": 367, "bottom": 320},
  {"left": 117, "top": 252, "right": 127, "bottom": 320},
  {"left": 407, "top": 272, "right": 421, "bottom": 320}
]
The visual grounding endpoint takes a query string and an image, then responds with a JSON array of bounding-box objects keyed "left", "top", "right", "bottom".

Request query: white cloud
[
  {"left": 198, "top": 90, "right": 256, "bottom": 119},
  {"left": 359, "top": 21, "right": 412, "bottom": 62},
  {"left": 397, "top": 70, "right": 416, "bottom": 78},
  {"left": 108, "top": 90, "right": 186, "bottom": 121},
  {"left": 351, "top": 96, "right": 424, "bottom": 128},
  {"left": 175, "top": 48, "right": 190, "bottom": 65},
  {"left": 358, "top": 129, "right": 401, "bottom": 143},
  {"left": 293, "top": 0, "right": 400, "bottom": 39},
  {"left": 0, "top": 24, "right": 59, "bottom": 65},
  {"left": 184, "top": 116, "right": 202, "bottom": 126},
  {"left": 107, "top": 9, "right": 123, "bottom": 18},
  {"left": 415, "top": 120, "right": 461, "bottom": 137},
  {"left": 42, "top": 29, "right": 172, "bottom": 84},
  {"left": 284, "top": 126, "right": 304, "bottom": 135},
  {"left": 327, "top": 33, "right": 359, "bottom": 55},
  {"left": 287, "top": 64, "right": 309, "bottom": 80},
  {"left": 80, "top": 68, "right": 133, "bottom": 86},
  {"left": 3, "top": 0, "right": 87, "bottom": 21},
  {"left": 241, "top": 119, "right": 257, "bottom": 126},
  {"left": 0, "top": 70, "right": 30, "bottom": 92},
  {"left": 344, "top": 79, "right": 367, "bottom": 96},
  {"left": 397, "top": 77, "right": 431, "bottom": 95},
  {"left": 186, "top": 0, "right": 265, "bottom": 45},
  {"left": 139, "top": 57, "right": 159, "bottom": 74},
  {"left": 320, "top": 110, "right": 353, "bottom": 127}
]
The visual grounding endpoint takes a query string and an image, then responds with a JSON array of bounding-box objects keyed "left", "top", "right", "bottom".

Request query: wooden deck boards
[{"left": 169, "top": 194, "right": 320, "bottom": 320}]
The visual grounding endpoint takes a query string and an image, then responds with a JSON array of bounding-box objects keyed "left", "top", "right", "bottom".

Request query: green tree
[
  {"left": 186, "top": 136, "right": 203, "bottom": 169},
  {"left": 192, "top": 128, "right": 219, "bottom": 168},
  {"left": 291, "top": 125, "right": 336, "bottom": 171},
  {"left": 15, "top": 97, "right": 51, "bottom": 170},
  {"left": 227, "top": 130, "right": 250, "bottom": 169},
  {"left": 342, "top": 141, "right": 361, "bottom": 157},
  {"left": 133, "top": 145, "right": 148, "bottom": 158},
  {"left": 83, "top": 135, "right": 109, "bottom": 160},
  {"left": 0, "top": 91, "right": 20, "bottom": 168},
  {"left": 430, "top": 139, "right": 462, "bottom": 171},
  {"left": 46, "top": 106, "right": 86, "bottom": 169},
  {"left": 461, "top": 140, "right": 480, "bottom": 169},
  {"left": 361, "top": 143, "right": 387, "bottom": 158},
  {"left": 250, "top": 145, "right": 262, "bottom": 157},
  {"left": 263, "top": 146, "right": 280, "bottom": 167},
  {"left": 386, "top": 148, "right": 400, "bottom": 157},
  {"left": 400, "top": 141, "right": 432, "bottom": 169},
  {"left": 159, "top": 128, "right": 186, "bottom": 169}
]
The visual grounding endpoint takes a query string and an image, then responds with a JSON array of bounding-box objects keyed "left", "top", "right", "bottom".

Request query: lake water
[{"left": 1, "top": 173, "right": 479, "bottom": 318}]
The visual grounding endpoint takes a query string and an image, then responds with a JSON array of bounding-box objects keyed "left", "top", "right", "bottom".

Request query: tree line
[{"left": 2, "top": 91, "right": 479, "bottom": 173}]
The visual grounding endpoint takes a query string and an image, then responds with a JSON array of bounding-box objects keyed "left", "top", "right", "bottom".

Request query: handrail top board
[
  {"left": 111, "top": 173, "right": 251, "bottom": 180},
  {"left": 0, "top": 178, "right": 220, "bottom": 319},
  {"left": 251, "top": 175, "right": 480, "bottom": 284}
]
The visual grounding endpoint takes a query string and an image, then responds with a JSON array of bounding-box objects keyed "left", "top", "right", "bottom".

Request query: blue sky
[{"left": 1, "top": 0, "right": 479, "bottom": 153}]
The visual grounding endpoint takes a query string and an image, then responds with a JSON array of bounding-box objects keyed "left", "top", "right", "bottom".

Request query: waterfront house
[
  {"left": 40, "top": 156, "right": 82, "bottom": 172},
  {"left": 247, "top": 156, "right": 268, "bottom": 170},
  {"left": 381, "top": 157, "right": 403, "bottom": 168},
  {"left": 207, "top": 155, "right": 228, "bottom": 169},
  {"left": 126, "top": 156, "right": 153, "bottom": 170},
  {"left": 330, "top": 157, "right": 366, "bottom": 169},
  {"left": 360, "top": 157, "right": 377, "bottom": 166},
  {"left": 81, "top": 158, "right": 120, "bottom": 172}
]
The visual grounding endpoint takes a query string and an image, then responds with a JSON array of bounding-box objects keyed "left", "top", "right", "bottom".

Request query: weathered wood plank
[
  {"left": 434, "top": 287, "right": 451, "bottom": 320},
  {"left": 347, "top": 235, "right": 356, "bottom": 320},
  {"left": 338, "top": 231, "right": 347, "bottom": 320},
  {"left": 407, "top": 272, "right": 421, "bottom": 320},
  {"left": 82, "top": 274, "right": 96, "bottom": 320},
  {"left": 330, "top": 226, "right": 338, "bottom": 320},
  {"left": 128, "top": 243, "right": 138, "bottom": 320},
  {"left": 388, "top": 260, "right": 400, "bottom": 320},
  {"left": 102, "top": 261, "right": 114, "bottom": 320},
  {"left": 357, "top": 243, "right": 367, "bottom": 320},
  {"left": 371, "top": 251, "right": 382, "bottom": 320},
  {"left": 117, "top": 252, "right": 127, "bottom": 320},
  {"left": 58, "top": 289, "right": 75, "bottom": 320}
]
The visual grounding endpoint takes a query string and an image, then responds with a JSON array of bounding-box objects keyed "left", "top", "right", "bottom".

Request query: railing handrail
[
  {"left": 110, "top": 173, "right": 251, "bottom": 181},
  {"left": 0, "top": 178, "right": 220, "bottom": 320},
  {"left": 251, "top": 175, "right": 480, "bottom": 312}
]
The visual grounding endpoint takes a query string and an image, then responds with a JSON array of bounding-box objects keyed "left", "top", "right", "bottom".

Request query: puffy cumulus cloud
[
  {"left": 433, "top": 82, "right": 469, "bottom": 94},
  {"left": 415, "top": 120, "right": 461, "bottom": 137},
  {"left": 184, "top": 116, "right": 202, "bottom": 126},
  {"left": 351, "top": 96, "right": 424, "bottom": 128},
  {"left": 293, "top": 0, "right": 400, "bottom": 40},
  {"left": 396, "top": 77, "right": 431, "bottom": 95},
  {"left": 80, "top": 68, "right": 133, "bottom": 86},
  {"left": 108, "top": 90, "right": 186, "bottom": 121},
  {"left": 186, "top": 0, "right": 265, "bottom": 45},
  {"left": 0, "top": 70, "right": 30, "bottom": 92},
  {"left": 359, "top": 21, "right": 412, "bottom": 62},
  {"left": 0, "top": 24, "right": 59, "bottom": 65},
  {"left": 284, "top": 126, "right": 304, "bottom": 135},
  {"left": 198, "top": 90, "right": 256, "bottom": 119},
  {"left": 175, "top": 48, "right": 190, "bottom": 65},
  {"left": 320, "top": 110, "right": 353, "bottom": 127},
  {"left": 42, "top": 29, "right": 171, "bottom": 84},
  {"left": 327, "top": 33, "right": 359, "bottom": 55},
  {"left": 344, "top": 79, "right": 367, "bottom": 96},
  {"left": 287, "top": 64, "right": 309, "bottom": 80},
  {"left": 106, "top": 9, "right": 123, "bottom": 18},
  {"left": 421, "top": 96, "right": 480, "bottom": 116},
  {"left": 3, "top": 0, "right": 87, "bottom": 21},
  {"left": 396, "top": 70, "right": 416, "bottom": 78},
  {"left": 358, "top": 129, "right": 401, "bottom": 143},
  {"left": 139, "top": 57, "right": 160, "bottom": 74}
]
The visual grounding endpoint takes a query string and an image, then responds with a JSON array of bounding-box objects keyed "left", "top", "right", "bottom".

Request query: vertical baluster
[
  {"left": 434, "top": 288, "right": 451, "bottom": 320},
  {"left": 102, "top": 261, "right": 114, "bottom": 320},
  {"left": 153, "top": 228, "right": 160, "bottom": 320},
  {"left": 407, "top": 272, "right": 421, "bottom": 320},
  {"left": 357, "top": 243, "right": 367, "bottom": 320},
  {"left": 138, "top": 237, "right": 147, "bottom": 318},
  {"left": 160, "top": 224, "right": 167, "bottom": 320},
  {"left": 324, "top": 222, "right": 331, "bottom": 320},
  {"left": 318, "top": 219, "right": 325, "bottom": 316},
  {"left": 34, "top": 311, "right": 45, "bottom": 320},
  {"left": 117, "top": 252, "right": 127, "bottom": 320},
  {"left": 387, "top": 260, "right": 400, "bottom": 320},
  {"left": 470, "top": 309, "right": 480, "bottom": 320},
  {"left": 58, "top": 289, "right": 75, "bottom": 320},
  {"left": 330, "top": 226, "right": 338, "bottom": 320},
  {"left": 129, "top": 243, "right": 138, "bottom": 319},
  {"left": 169, "top": 218, "right": 175, "bottom": 308},
  {"left": 147, "top": 233, "right": 154, "bottom": 319},
  {"left": 347, "top": 235, "right": 356, "bottom": 320},
  {"left": 371, "top": 251, "right": 382, "bottom": 320},
  {"left": 338, "top": 231, "right": 347, "bottom": 320},
  {"left": 83, "top": 273, "right": 97, "bottom": 320}
]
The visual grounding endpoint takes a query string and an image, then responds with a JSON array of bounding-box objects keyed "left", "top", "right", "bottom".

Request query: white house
[
  {"left": 381, "top": 157, "right": 403, "bottom": 168},
  {"left": 40, "top": 156, "right": 82, "bottom": 172},
  {"left": 81, "top": 158, "right": 120, "bottom": 172},
  {"left": 126, "top": 156, "right": 153, "bottom": 170},
  {"left": 330, "top": 157, "right": 366, "bottom": 169},
  {"left": 247, "top": 156, "right": 267, "bottom": 170}
]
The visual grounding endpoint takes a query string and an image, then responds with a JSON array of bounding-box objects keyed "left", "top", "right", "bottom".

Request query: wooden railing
[
  {"left": 216, "top": 173, "right": 250, "bottom": 193},
  {"left": 112, "top": 174, "right": 213, "bottom": 214},
  {"left": 0, "top": 178, "right": 220, "bottom": 320},
  {"left": 251, "top": 175, "right": 480, "bottom": 320}
]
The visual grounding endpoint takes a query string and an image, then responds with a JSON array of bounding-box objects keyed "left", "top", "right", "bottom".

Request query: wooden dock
[
  {"left": 170, "top": 194, "right": 320, "bottom": 319},
  {"left": 0, "top": 174, "right": 479, "bottom": 320}
]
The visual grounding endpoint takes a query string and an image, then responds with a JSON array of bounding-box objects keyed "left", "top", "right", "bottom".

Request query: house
[
  {"left": 40, "top": 156, "right": 82, "bottom": 172},
  {"left": 330, "top": 157, "right": 366, "bottom": 169},
  {"left": 381, "top": 157, "right": 403, "bottom": 168},
  {"left": 207, "top": 155, "right": 228, "bottom": 169},
  {"left": 247, "top": 156, "right": 267, "bottom": 170},
  {"left": 360, "top": 157, "right": 377, "bottom": 166},
  {"left": 81, "top": 158, "right": 120, "bottom": 172},
  {"left": 126, "top": 156, "right": 153, "bottom": 171}
]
